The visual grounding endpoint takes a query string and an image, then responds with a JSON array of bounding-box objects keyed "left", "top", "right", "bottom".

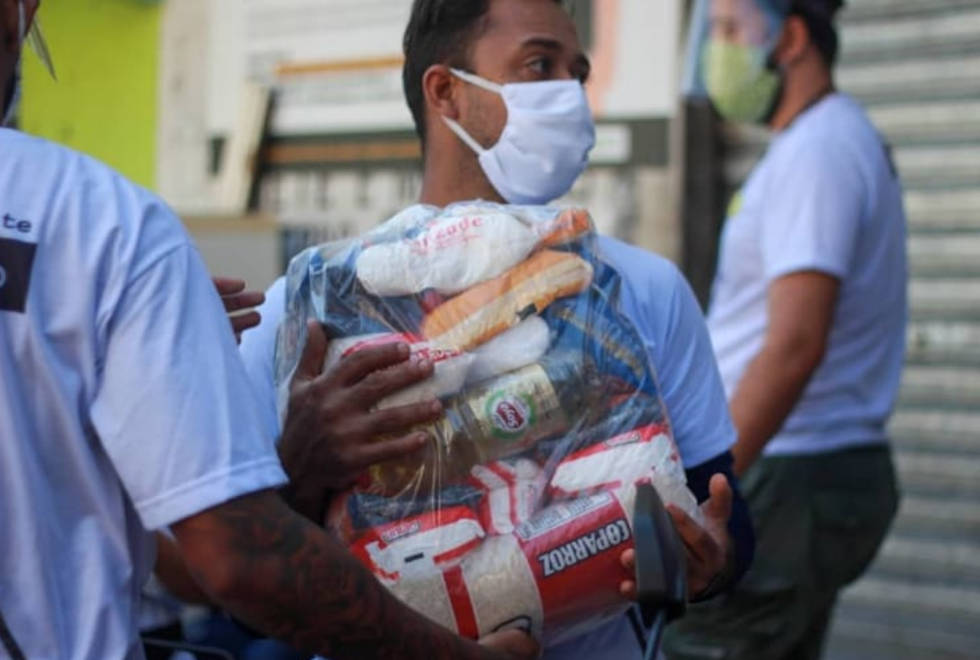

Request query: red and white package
[
  {"left": 511, "top": 490, "right": 635, "bottom": 644},
  {"left": 324, "top": 333, "right": 475, "bottom": 409},
  {"left": 549, "top": 424, "right": 703, "bottom": 524},
  {"left": 352, "top": 505, "right": 485, "bottom": 582},
  {"left": 469, "top": 459, "right": 547, "bottom": 535},
  {"left": 388, "top": 533, "right": 541, "bottom": 640},
  {"left": 381, "top": 490, "right": 636, "bottom": 643}
]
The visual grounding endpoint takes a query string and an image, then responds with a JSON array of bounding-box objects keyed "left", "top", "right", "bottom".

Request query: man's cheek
[{"left": 468, "top": 97, "right": 509, "bottom": 147}]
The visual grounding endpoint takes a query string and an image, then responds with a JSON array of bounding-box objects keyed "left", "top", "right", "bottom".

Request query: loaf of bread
[
  {"left": 536, "top": 208, "right": 591, "bottom": 249},
  {"left": 421, "top": 250, "right": 593, "bottom": 351}
]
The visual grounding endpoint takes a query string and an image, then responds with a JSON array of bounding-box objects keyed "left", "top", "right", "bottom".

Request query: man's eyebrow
[{"left": 521, "top": 36, "right": 564, "bottom": 51}]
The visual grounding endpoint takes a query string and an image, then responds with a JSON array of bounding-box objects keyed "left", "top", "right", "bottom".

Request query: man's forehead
[{"left": 481, "top": 0, "right": 581, "bottom": 52}]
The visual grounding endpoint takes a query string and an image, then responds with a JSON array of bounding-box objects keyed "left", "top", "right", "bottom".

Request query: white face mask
[
  {"left": 2, "top": 0, "right": 26, "bottom": 127},
  {"left": 442, "top": 68, "right": 595, "bottom": 205}
]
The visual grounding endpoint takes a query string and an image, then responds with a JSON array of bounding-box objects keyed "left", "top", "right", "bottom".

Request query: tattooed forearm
[
  {"left": 154, "top": 533, "right": 212, "bottom": 605},
  {"left": 172, "top": 490, "right": 494, "bottom": 660}
]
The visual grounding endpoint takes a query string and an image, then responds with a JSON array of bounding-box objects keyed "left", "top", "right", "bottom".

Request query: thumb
[
  {"left": 479, "top": 629, "right": 540, "bottom": 659},
  {"left": 704, "top": 473, "right": 733, "bottom": 525},
  {"left": 295, "top": 319, "right": 329, "bottom": 381}
]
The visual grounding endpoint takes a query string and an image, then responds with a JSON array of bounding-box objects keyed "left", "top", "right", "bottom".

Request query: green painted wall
[{"left": 21, "top": 0, "right": 163, "bottom": 189}]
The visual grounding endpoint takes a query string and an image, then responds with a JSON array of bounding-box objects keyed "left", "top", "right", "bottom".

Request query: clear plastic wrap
[{"left": 274, "top": 202, "right": 702, "bottom": 645}]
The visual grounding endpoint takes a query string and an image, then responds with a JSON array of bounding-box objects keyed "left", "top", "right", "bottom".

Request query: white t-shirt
[
  {"left": 0, "top": 129, "right": 287, "bottom": 659},
  {"left": 240, "top": 231, "right": 735, "bottom": 659},
  {"left": 707, "top": 93, "right": 908, "bottom": 456}
]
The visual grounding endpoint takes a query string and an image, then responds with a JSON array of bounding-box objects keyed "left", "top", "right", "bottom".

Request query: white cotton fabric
[
  {"left": 707, "top": 94, "right": 908, "bottom": 456},
  {"left": 0, "top": 129, "right": 286, "bottom": 660}
]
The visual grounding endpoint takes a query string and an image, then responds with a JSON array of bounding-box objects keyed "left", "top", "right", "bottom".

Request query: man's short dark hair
[
  {"left": 402, "top": 0, "right": 564, "bottom": 144},
  {"left": 791, "top": 0, "right": 844, "bottom": 67}
]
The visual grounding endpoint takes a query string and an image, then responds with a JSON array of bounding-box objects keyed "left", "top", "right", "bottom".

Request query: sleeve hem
[
  {"left": 136, "top": 456, "right": 288, "bottom": 530},
  {"left": 680, "top": 430, "right": 736, "bottom": 471},
  {"left": 765, "top": 259, "right": 847, "bottom": 282}
]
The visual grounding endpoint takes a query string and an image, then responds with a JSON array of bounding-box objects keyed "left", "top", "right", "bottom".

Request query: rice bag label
[
  {"left": 537, "top": 519, "right": 631, "bottom": 577},
  {"left": 515, "top": 492, "right": 613, "bottom": 541},
  {"left": 514, "top": 492, "right": 631, "bottom": 629}
]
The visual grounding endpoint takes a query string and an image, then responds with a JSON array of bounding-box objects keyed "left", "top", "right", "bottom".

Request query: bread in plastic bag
[{"left": 275, "top": 202, "right": 702, "bottom": 644}]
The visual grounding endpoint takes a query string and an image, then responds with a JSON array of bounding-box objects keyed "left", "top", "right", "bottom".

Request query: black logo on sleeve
[{"left": 0, "top": 238, "right": 37, "bottom": 313}]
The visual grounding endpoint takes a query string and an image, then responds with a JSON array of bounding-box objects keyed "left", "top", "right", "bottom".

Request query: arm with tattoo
[{"left": 171, "top": 489, "right": 518, "bottom": 660}]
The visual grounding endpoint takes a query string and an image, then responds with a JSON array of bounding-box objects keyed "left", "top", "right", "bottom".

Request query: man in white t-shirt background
[
  {"left": 663, "top": 1, "right": 906, "bottom": 658},
  {"left": 0, "top": 1, "right": 537, "bottom": 658}
]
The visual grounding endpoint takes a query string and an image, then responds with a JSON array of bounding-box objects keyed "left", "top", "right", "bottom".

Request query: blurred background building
[{"left": 20, "top": 1, "right": 980, "bottom": 658}]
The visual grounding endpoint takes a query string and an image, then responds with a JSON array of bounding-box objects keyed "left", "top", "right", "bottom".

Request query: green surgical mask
[{"left": 701, "top": 40, "right": 780, "bottom": 124}]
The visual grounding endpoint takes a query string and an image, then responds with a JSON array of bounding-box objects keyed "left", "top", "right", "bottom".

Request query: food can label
[
  {"left": 487, "top": 392, "right": 535, "bottom": 438},
  {"left": 468, "top": 365, "right": 564, "bottom": 453}
]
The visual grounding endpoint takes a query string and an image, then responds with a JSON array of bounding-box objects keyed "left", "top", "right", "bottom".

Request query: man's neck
[
  {"left": 418, "top": 144, "right": 503, "bottom": 207},
  {"left": 767, "top": 63, "right": 834, "bottom": 132}
]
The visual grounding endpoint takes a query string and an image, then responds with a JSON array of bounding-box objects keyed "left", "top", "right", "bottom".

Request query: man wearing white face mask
[
  {"left": 241, "top": 1, "right": 755, "bottom": 658},
  {"left": 0, "top": 1, "right": 539, "bottom": 658},
  {"left": 663, "top": 1, "right": 906, "bottom": 658},
  {"left": 438, "top": 66, "right": 595, "bottom": 206},
  {"left": 405, "top": 4, "right": 759, "bottom": 656}
]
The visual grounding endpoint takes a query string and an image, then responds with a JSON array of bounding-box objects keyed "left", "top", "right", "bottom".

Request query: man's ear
[
  {"left": 422, "top": 64, "right": 461, "bottom": 122},
  {"left": 771, "top": 15, "right": 810, "bottom": 69}
]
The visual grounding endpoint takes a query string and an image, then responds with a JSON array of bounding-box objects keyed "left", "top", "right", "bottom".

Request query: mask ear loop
[
  {"left": 442, "top": 116, "right": 489, "bottom": 156},
  {"left": 448, "top": 67, "right": 504, "bottom": 94},
  {"left": 440, "top": 68, "right": 506, "bottom": 156}
]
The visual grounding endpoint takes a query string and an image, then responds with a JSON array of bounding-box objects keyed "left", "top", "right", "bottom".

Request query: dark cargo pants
[{"left": 663, "top": 445, "right": 899, "bottom": 660}]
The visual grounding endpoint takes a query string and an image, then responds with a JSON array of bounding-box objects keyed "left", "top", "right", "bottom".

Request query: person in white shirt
[
  {"left": 0, "top": 2, "right": 535, "bottom": 658},
  {"left": 241, "top": 1, "right": 757, "bottom": 658},
  {"left": 663, "top": 1, "right": 905, "bottom": 658}
]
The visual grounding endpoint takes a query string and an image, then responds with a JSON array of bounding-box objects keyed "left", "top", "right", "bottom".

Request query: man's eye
[{"left": 528, "top": 57, "right": 553, "bottom": 77}]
